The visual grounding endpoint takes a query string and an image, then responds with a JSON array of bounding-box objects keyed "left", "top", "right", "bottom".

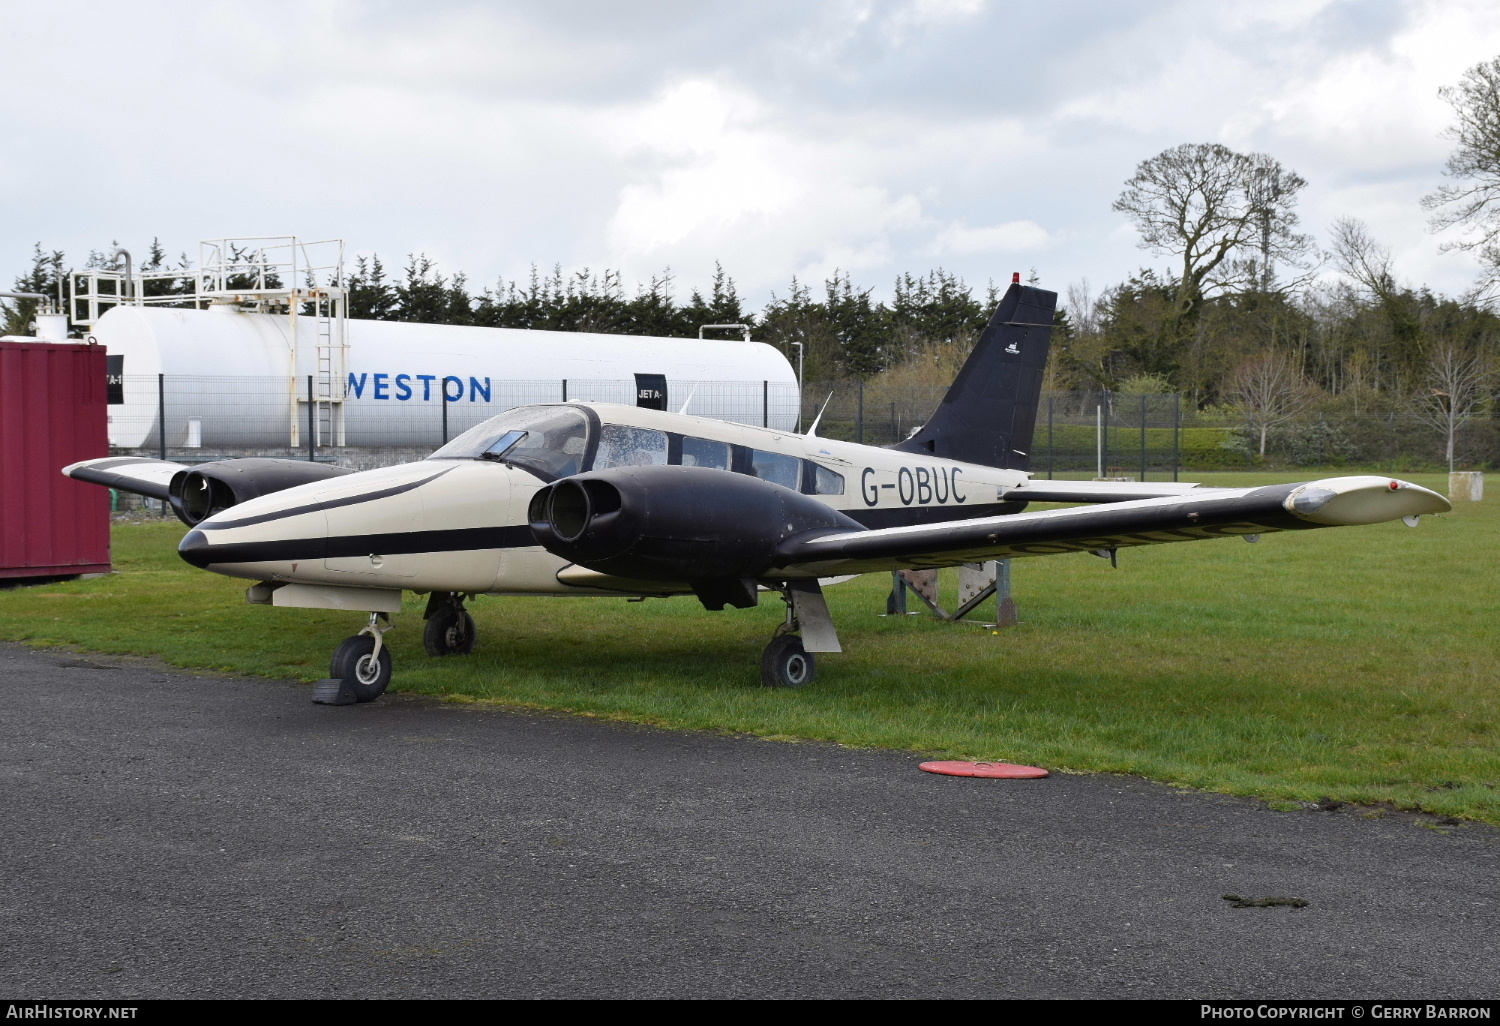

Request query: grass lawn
[{"left": 2, "top": 471, "right": 1495, "bottom": 823}]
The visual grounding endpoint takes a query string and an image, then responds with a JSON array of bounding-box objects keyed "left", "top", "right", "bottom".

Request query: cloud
[
  {"left": 924, "top": 220, "right": 1053, "bottom": 257},
  {"left": 0, "top": 0, "right": 1495, "bottom": 307},
  {"left": 602, "top": 78, "right": 926, "bottom": 289}
]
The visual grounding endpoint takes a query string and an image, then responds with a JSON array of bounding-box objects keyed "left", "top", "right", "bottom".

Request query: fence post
[
  {"left": 856, "top": 380, "right": 864, "bottom": 444},
  {"left": 561, "top": 378, "right": 567, "bottom": 402},
  {"left": 762, "top": 380, "right": 768, "bottom": 428},
  {"left": 1317, "top": 412, "right": 1324, "bottom": 470},
  {"left": 1388, "top": 410, "right": 1396, "bottom": 473},
  {"left": 156, "top": 373, "right": 166, "bottom": 464},
  {"left": 1103, "top": 389, "right": 1112, "bottom": 476},
  {"left": 442, "top": 383, "right": 449, "bottom": 445},
  {"left": 307, "top": 375, "right": 315, "bottom": 461},
  {"left": 1172, "top": 393, "right": 1180, "bottom": 482},
  {"left": 1139, "top": 393, "right": 1147, "bottom": 482},
  {"left": 1047, "top": 395, "right": 1054, "bottom": 480},
  {"left": 157, "top": 372, "right": 167, "bottom": 515}
]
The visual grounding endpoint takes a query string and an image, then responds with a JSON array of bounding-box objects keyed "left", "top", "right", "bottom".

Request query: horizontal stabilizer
[{"left": 62, "top": 456, "right": 187, "bottom": 501}]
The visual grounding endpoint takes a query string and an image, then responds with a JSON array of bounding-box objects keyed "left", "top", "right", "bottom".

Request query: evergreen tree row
[{"left": 6, "top": 240, "right": 1493, "bottom": 405}]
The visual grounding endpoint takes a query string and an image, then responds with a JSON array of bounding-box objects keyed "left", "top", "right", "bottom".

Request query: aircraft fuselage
[{"left": 179, "top": 402, "right": 1028, "bottom": 601}]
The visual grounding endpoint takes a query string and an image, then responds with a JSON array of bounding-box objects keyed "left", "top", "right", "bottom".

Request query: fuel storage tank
[{"left": 90, "top": 305, "right": 799, "bottom": 448}]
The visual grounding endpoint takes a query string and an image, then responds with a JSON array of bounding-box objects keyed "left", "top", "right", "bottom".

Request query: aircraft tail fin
[{"left": 891, "top": 279, "right": 1056, "bottom": 471}]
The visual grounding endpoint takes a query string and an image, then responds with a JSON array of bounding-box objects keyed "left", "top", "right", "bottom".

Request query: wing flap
[
  {"left": 63, "top": 456, "right": 187, "bottom": 501},
  {"left": 778, "top": 476, "right": 1450, "bottom": 575},
  {"left": 1004, "top": 480, "right": 1202, "bottom": 503}
]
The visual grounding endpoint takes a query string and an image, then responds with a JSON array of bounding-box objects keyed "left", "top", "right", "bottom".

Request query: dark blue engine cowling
[
  {"left": 528, "top": 465, "right": 862, "bottom": 584},
  {"left": 168, "top": 458, "right": 353, "bottom": 526}
]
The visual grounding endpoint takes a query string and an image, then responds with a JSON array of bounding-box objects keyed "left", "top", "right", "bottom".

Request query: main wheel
[
  {"left": 329, "top": 635, "right": 393, "bottom": 703},
  {"left": 423, "top": 605, "right": 476, "bottom": 657},
  {"left": 760, "top": 634, "right": 816, "bottom": 688}
]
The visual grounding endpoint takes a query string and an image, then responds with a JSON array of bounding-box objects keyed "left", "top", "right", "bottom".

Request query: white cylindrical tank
[
  {"left": 89, "top": 306, "right": 799, "bottom": 447},
  {"left": 34, "top": 313, "right": 71, "bottom": 341}
]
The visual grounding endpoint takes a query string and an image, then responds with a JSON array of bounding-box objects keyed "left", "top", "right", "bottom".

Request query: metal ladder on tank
[{"left": 311, "top": 290, "right": 347, "bottom": 447}]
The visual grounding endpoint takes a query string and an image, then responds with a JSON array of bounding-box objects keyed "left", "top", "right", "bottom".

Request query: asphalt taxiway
[{"left": 1, "top": 642, "right": 1494, "bottom": 999}]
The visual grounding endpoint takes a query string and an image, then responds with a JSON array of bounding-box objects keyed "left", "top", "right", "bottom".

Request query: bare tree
[
  {"left": 1066, "top": 279, "right": 1101, "bottom": 336},
  {"left": 1329, "top": 217, "right": 1398, "bottom": 297},
  {"left": 1228, "top": 350, "right": 1314, "bottom": 457},
  {"left": 1328, "top": 217, "right": 1422, "bottom": 356},
  {"left": 1411, "top": 344, "right": 1494, "bottom": 471},
  {"left": 1113, "top": 143, "right": 1313, "bottom": 317},
  {"left": 1423, "top": 57, "right": 1500, "bottom": 303}
]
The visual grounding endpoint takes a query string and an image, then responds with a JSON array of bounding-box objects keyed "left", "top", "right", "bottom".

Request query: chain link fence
[
  {"left": 795, "top": 384, "right": 1496, "bottom": 476},
  {"left": 108, "top": 375, "right": 1495, "bottom": 477}
]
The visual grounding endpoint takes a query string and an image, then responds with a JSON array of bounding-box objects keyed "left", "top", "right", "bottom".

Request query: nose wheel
[
  {"left": 329, "top": 634, "right": 393, "bottom": 701},
  {"left": 317, "top": 612, "right": 394, "bottom": 704}
]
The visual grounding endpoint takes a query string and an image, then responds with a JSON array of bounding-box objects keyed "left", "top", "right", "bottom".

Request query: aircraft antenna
[{"left": 806, "top": 392, "right": 835, "bottom": 437}]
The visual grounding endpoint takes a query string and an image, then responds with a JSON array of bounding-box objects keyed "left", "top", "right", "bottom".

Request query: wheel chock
[{"left": 311, "top": 678, "right": 357, "bottom": 705}]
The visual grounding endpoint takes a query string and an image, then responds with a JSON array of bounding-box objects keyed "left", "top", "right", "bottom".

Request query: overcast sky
[{"left": 2, "top": 0, "right": 1497, "bottom": 309}]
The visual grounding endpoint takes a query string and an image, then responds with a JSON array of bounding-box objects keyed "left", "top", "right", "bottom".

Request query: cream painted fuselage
[{"left": 181, "top": 402, "right": 1029, "bottom": 599}]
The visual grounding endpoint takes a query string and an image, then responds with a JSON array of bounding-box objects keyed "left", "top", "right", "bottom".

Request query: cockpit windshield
[{"left": 428, "top": 406, "right": 590, "bottom": 478}]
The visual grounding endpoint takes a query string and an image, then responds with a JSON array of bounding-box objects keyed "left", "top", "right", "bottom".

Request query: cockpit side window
[
  {"left": 428, "top": 406, "right": 590, "bottom": 479},
  {"left": 594, "top": 425, "right": 668, "bottom": 469},
  {"left": 811, "top": 463, "right": 845, "bottom": 495}
]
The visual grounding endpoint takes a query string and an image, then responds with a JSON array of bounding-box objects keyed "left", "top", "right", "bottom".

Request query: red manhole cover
[{"left": 919, "top": 760, "right": 1048, "bottom": 779}]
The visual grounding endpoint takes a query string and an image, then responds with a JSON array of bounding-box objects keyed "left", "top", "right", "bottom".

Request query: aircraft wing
[
  {"left": 1003, "top": 480, "right": 1203, "bottom": 503},
  {"left": 62, "top": 456, "right": 188, "bottom": 501},
  {"left": 778, "top": 476, "right": 1451, "bottom": 576}
]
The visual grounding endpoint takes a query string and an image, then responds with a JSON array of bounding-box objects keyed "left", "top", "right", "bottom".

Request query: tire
[
  {"left": 329, "top": 635, "right": 393, "bottom": 703},
  {"left": 760, "top": 634, "right": 816, "bottom": 688},
  {"left": 423, "top": 605, "right": 476, "bottom": 657}
]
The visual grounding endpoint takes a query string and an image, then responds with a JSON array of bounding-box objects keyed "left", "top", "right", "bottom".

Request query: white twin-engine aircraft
[{"left": 65, "top": 282, "right": 1451, "bottom": 703}]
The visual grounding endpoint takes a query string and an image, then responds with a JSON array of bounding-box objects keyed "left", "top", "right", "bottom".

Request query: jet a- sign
[{"left": 64, "top": 281, "right": 1451, "bottom": 701}]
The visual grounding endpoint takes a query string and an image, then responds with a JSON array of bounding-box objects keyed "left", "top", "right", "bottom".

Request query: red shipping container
[{"left": 0, "top": 340, "right": 111, "bottom": 580}]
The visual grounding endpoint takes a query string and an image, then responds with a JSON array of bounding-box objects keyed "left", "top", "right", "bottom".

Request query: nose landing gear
[{"left": 314, "top": 612, "right": 394, "bottom": 705}]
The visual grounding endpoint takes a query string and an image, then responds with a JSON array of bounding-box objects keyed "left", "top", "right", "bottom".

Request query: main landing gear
[
  {"left": 760, "top": 580, "right": 842, "bottom": 689},
  {"left": 422, "top": 591, "right": 476, "bottom": 657}
]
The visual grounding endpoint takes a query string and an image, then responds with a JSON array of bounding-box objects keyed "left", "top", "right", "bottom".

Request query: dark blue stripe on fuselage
[
  {"left": 197, "top": 467, "right": 457, "bottom": 530},
  {"left": 179, "top": 524, "right": 536, "bottom": 569}
]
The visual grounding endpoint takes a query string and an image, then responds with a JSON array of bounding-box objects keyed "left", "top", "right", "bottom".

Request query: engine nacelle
[
  {"left": 528, "top": 465, "right": 862, "bottom": 585},
  {"left": 168, "top": 458, "right": 353, "bottom": 526}
]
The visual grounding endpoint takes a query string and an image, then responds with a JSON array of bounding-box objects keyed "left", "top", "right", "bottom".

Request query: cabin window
[
  {"left": 749, "top": 449, "right": 800, "bottom": 490},
  {"left": 680, "top": 436, "right": 731, "bottom": 471},
  {"left": 813, "top": 464, "right": 845, "bottom": 495},
  {"left": 595, "top": 424, "right": 668, "bottom": 469}
]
